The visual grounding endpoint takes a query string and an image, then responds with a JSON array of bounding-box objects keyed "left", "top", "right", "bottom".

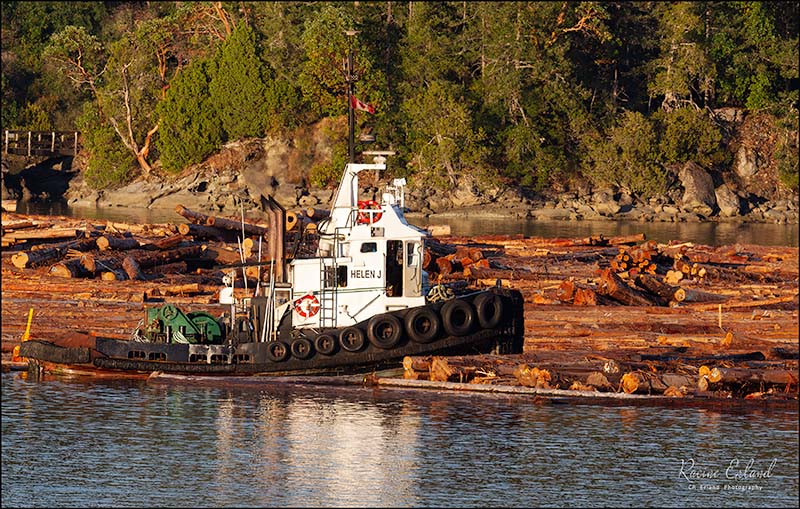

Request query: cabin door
[
  {"left": 386, "top": 240, "right": 421, "bottom": 298},
  {"left": 403, "top": 241, "right": 421, "bottom": 297}
]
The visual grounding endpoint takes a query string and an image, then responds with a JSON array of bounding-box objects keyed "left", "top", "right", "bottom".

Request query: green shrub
[
  {"left": 584, "top": 111, "right": 667, "bottom": 196},
  {"left": 775, "top": 139, "right": 799, "bottom": 190},
  {"left": 76, "top": 105, "right": 135, "bottom": 189},
  {"left": 655, "top": 107, "right": 728, "bottom": 168}
]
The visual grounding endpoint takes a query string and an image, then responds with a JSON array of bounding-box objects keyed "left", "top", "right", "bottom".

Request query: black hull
[{"left": 21, "top": 288, "right": 524, "bottom": 377}]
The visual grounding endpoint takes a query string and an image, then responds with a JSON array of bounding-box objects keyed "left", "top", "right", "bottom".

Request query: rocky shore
[{"left": 4, "top": 135, "right": 798, "bottom": 225}]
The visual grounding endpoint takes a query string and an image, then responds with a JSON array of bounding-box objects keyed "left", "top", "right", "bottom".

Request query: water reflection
[
  {"left": 2, "top": 374, "right": 798, "bottom": 508},
  {"left": 14, "top": 200, "right": 798, "bottom": 246}
]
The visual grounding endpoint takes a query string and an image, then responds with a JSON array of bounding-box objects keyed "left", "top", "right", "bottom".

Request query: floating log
[
  {"left": 677, "top": 288, "right": 729, "bottom": 303},
  {"left": 143, "top": 234, "right": 185, "bottom": 251},
  {"left": 130, "top": 245, "right": 204, "bottom": 269},
  {"left": 204, "top": 246, "right": 244, "bottom": 265},
  {"left": 12, "top": 246, "right": 64, "bottom": 269},
  {"left": 174, "top": 204, "right": 212, "bottom": 224},
  {"left": 285, "top": 211, "right": 299, "bottom": 231},
  {"left": 596, "top": 268, "right": 658, "bottom": 306},
  {"left": 305, "top": 207, "right": 330, "bottom": 221},
  {"left": 97, "top": 235, "right": 140, "bottom": 251},
  {"left": 48, "top": 257, "right": 91, "bottom": 278},
  {"left": 122, "top": 256, "right": 147, "bottom": 281},
  {"left": 205, "top": 215, "right": 268, "bottom": 237},
  {"left": 634, "top": 274, "right": 681, "bottom": 306},
  {"left": 4, "top": 227, "right": 81, "bottom": 241},
  {"left": 101, "top": 269, "right": 128, "bottom": 281},
  {"left": 607, "top": 233, "right": 646, "bottom": 245},
  {"left": 178, "top": 223, "right": 226, "bottom": 241}
]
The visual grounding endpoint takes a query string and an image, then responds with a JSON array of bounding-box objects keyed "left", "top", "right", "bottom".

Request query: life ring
[
  {"left": 294, "top": 294, "right": 320, "bottom": 318},
  {"left": 357, "top": 200, "right": 383, "bottom": 224}
]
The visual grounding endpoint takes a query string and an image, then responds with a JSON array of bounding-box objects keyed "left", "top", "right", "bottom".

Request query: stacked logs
[
  {"left": 608, "top": 240, "right": 669, "bottom": 277},
  {"left": 402, "top": 352, "right": 799, "bottom": 400}
]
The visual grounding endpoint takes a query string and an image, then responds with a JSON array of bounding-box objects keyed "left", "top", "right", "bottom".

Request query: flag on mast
[{"left": 350, "top": 95, "right": 376, "bottom": 114}]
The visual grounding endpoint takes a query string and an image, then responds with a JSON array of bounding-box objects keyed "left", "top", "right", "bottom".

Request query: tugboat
[
  {"left": 20, "top": 39, "right": 524, "bottom": 377},
  {"left": 19, "top": 152, "right": 523, "bottom": 377}
]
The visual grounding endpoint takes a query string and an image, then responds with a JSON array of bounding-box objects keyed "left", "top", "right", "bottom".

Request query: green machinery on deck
[{"left": 142, "top": 304, "right": 225, "bottom": 344}]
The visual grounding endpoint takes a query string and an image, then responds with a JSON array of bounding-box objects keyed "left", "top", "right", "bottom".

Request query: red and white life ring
[
  {"left": 357, "top": 200, "right": 383, "bottom": 224},
  {"left": 294, "top": 294, "right": 320, "bottom": 318}
]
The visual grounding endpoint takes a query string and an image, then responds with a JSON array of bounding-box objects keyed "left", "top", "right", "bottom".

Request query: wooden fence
[{"left": 3, "top": 130, "right": 81, "bottom": 157}]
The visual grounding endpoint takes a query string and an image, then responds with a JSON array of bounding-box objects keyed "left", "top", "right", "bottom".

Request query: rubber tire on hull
[
  {"left": 367, "top": 314, "right": 403, "bottom": 349},
  {"left": 404, "top": 307, "right": 441, "bottom": 344},
  {"left": 339, "top": 327, "right": 365, "bottom": 352},
  {"left": 266, "top": 341, "right": 289, "bottom": 362},
  {"left": 473, "top": 292, "right": 504, "bottom": 329},
  {"left": 441, "top": 299, "right": 477, "bottom": 337},
  {"left": 290, "top": 338, "right": 313, "bottom": 359},
  {"left": 315, "top": 333, "right": 337, "bottom": 356}
]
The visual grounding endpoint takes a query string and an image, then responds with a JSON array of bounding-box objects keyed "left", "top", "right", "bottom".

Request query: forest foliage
[{"left": 2, "top": 1, "right": 798, "bottom": 193}]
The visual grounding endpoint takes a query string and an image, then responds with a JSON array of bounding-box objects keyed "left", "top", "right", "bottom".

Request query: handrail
[{"left": 3, "top": 130, "right": 81, "bottom": 157}]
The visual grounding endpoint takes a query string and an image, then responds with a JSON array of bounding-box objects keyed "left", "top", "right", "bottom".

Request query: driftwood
[
  {"left": 178, "top": 223, "right": 226, "bottom": 241},
  {"left": 596, "top": 268, "right": 657, "bottom": 306},
  {"left": 10, "top": 237, "right": 96, "bottom": 269},
  {"left": 142, "top": 234, "right": 186, "bottom": 251},
  {"left": 96, "top": 235, "right": 140, "bottom": 251},
  {"left": 634, "top": 274, "right": 681, "bottom": 306},
  {"left": 305, "top": 207, "right": 330, "bottom": 221},
  {"left": 205, "top": 215, "right": 268, "bottom": 237},
  {"left": 122, "top": 256, "right": 147, "bottom": 281},
  {"left": 174, "top": 204, "right": 212, "bottom": 225},
  {"left": 48, "top": 257, "right": 91, "bottom": 278}
]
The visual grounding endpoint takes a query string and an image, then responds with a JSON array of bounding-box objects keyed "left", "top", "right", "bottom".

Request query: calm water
[
  {"left": 12, "top": 200, "right": 799, "bottom": 247},
  {"left": 2, "top": 373, "right": 798, "bottom": 508}
]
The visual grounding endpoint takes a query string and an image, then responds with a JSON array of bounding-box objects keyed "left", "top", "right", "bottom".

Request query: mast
[{"left": 345, "top": 29, "right": 357, "bottom": 164}]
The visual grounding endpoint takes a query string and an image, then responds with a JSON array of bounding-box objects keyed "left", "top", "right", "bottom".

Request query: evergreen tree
[
  {"left": 208, "top": 22, "right": 269, "bottom": 140},
  {"left": 157, "top": 60, "right": 223, "bottom": 173}
]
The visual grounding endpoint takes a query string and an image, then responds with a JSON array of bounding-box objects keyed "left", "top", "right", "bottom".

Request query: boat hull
[{"left": 20, "top": 288, "right": 524, "bottom": 377}]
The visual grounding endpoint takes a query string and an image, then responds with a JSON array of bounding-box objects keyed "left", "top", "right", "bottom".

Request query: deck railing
[{"left": 3, "top": 130, "right": 81, "bottom": 157}]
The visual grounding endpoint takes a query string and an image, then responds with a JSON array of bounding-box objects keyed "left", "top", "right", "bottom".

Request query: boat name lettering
[{"left": 351, "top": 269, "right": 382, "bottom": 279}]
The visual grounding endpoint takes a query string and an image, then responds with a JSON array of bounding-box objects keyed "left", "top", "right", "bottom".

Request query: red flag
[{"left": 350, "top": 95, "right": 376, "bottom": 114}]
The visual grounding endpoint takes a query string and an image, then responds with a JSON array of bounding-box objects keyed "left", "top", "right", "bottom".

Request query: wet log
[
  {"left": 556, "top": 280, "right": 576, "bottom": 302},
  {"left": 4, "top": 227, "right": 83, "bottom": 241},
  {"left": 676, "top": 288, "right": 728, "bottom": 303},
  {"left": 285, "top": 211, "right": 299, "bottom": 231},
  {"left": 174, "top": 204, "right": 212, "bottom": 224},
  {"left": 573, "top": 288, "right": 599, "bottom": 306},
  {"left": 101, "top": 269, "right": 128, "bottom": 281},
  {"left": 711, "top": 367, "right": 798, "bottom": 386},
  {"left": 11, "top": 239, "right": 97, "bottom": 269},
  {"left": 122, "top": 256, "right": 147, "bottom": 281},
  {"left": 596, "top": 268, "right": 658, "bottom": 306},
  {"left": 159, "top": 283, "right": 203, "bottom": 296},
  {"left": 48, "top": 257, "right": 91, "bottom": 278},
  {"left": 634, "top": 274, "right": 681, "bottom": 306},
  {"left": 305, "top": 207, "right": 330, "bottom": 221},
  {"left": 205, "top": 215, "right": 269, "bottom": 237},
  {"left": 96, "top": 235, "right": 140, "bottom": 251},
  {"left": 143, "top": 234, "right": 186, "bottom": 251},
  {"left": 130, "top": 245, "right": 204, "bottom": 269},
  {"left": 607, "top": 233, "right": 646, "bottom": 246},
  {"left": 149, "top": 261, "right": 188, "bottom": 275},
  {"left": 178, "top": 223, "right": 226, "bottom": 241},
  {"left": 204, "top": 246, "right": 244, "bottom": 265},
  {"left": 11, "top": 246, "right": 65, "bottom": 268}
]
